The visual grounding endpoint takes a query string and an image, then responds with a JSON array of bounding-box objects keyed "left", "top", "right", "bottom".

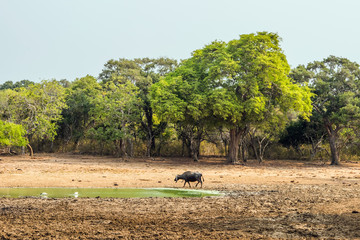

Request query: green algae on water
[{"left": 0, "top": 188, "right": 221, "bottom": 198}]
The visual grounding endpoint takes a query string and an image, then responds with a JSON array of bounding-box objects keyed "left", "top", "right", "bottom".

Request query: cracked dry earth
[{"left": 0, "top": 154, "right": 360, "bottom": 239}]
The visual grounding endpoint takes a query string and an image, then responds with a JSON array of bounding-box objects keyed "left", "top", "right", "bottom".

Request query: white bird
[
  {"left": 74, "top": 192, "right": 79, "bottom": 198},
  {"left": 40, "top": 192, "right": 48, "bottom": 198}
]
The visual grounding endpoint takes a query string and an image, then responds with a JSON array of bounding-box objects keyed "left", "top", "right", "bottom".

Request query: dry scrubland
[{"left": 0, "top": 154, "right": 360, "bottom": 239}]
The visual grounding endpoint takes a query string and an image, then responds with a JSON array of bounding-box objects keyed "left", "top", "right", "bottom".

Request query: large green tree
[
  {"left": 150, "top": 56, "right": 214, "bottom": 161},
  {"left": 87, "top": 80, "right": 139, "bottom": 156},
  {"left": 0, "top": 120, "right": 28, "bottom": 150},
  {"left": 152, "top": 32, "right": 312, "bottom": 163},
  {"left": 291, "top": 56, "right": 360, "bottom": 165},
  {"left": 99, "top": 58, "right": 177, "bottom": 156},
  {"left": 0, "top": 80, "right": 67, "bottom": 153},
  {"left": 59, "top": 75, "right": 102, "bottom": 150}
]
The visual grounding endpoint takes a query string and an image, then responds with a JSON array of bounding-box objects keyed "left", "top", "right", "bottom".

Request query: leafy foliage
[
  {"left": 280, "top": 113, "right": 327, "bottom": 159},
  {"left": 3, "top": 35, "right": 360, "bottom": 165},
  {"left": 0, "top": 80, "right": 67, "bottom": 145},
  {"left": 58, "top": 75, "right": 102, "bottom": 147},
  {"left": 0, "top": 120, "right": 27, "bottom": 147},
  {"left": 99, "top": 58, "right": 177, "bottom": 156},
  {"left": 87, "top": 80, "right": 140, "bottom": 156},
  {"left": 291, "top": 56, "right": 360, "bottom": 164},
  {"left": 0, "top": 80, "right": 34, "bottom": 90},
  {"left": 151, "top": 32, "right": 313, "bottom": 163}
]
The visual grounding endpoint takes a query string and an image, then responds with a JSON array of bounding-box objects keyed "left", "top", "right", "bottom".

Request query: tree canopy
[
  {"left": 3, "top": 33, "right": 360, "bottom": 165},
  {"left": 0, "top": 120, "right": 27, "bottom": 148},
  {"left": 58, "top": 75, "right": 102, "bottom": 149},
  {"left": 151, "top": 32, "right": 313, "bottom": 163},
  {"left": 291, "top": 56, "right": 360, "bottom": 165},
  {"left": 99, "top": 58, "right": 177, "bottom": 156},
  {"left": 0, "top": 80, "right": 67, "bottom": 154}
]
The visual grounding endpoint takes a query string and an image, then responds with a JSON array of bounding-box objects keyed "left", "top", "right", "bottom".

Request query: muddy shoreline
[{"left": 1, "top": 154, "right": 360, "bottom": 239}]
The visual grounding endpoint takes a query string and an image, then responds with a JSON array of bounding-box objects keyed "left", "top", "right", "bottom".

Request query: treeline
[{"left": 1, "top": 32, "right": 360, "bottom": 165}]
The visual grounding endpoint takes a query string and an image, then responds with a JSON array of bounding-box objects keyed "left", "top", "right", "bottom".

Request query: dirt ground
[{"left": 0, "top": 154, "right": 360, "bottom": 239}]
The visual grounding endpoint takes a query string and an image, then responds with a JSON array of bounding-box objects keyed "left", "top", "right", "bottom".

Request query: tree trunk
[
  {"left": 227, "top": 127, "right": 243, "bottom": 164},
  {"left": 250, "top": 137, "right": 260, "bottom": 163},
  {"left": 192, "top": 151, "right": 199, "bottom": 162},
  {"left": 224, "top": 141, "right": 228, "bottom": 156},
  {"left": 120, "top": 139, "right": 127, "bottom": 157},
  {"left": 143, "top": 102, "right": 156, "bottom": 157},
  {"left": 189, "top": 131, "right": 202, "bottom": 162},
  {"left": 325, "top": 123, "right": 340, "bottom": 165},
  {"left": 241, "top": 141, "right": 248, "bottom": 162},
  {"left": 190, "top": 139, "right": 200, "bottom": 162},
  {"left": 146, "top": 136, "right": 152, "bottom": 157},
  {"left": 249, "top": 129, "right": 268, "bottom": 164},
  {"left": 181, "top": 130, "right": 194, "bottom": 158},
  {"left": 127, "top": 138, "right": 133, "bottom": 157},
  {"left": 329, "top": 134, "right": 340, "bottom": 165},
  {"left": 114, "top": 140, "right": 121, "bottom": 157},
  {"left": 150, "top": 134, "right": 155, "bottom": 156},
  {"left": 145, "top": 129, "right": 154, "bottom": 157},
  {"left": 27, "top": 144, "right": 34, "bottom": 157},
  {"left": 258, "top": 137, "right": 270, "bottom": 164},
  {"left": 219, "top": 128, "right": 229, "bottom": 156},
  {"left": 308, "top": 135, "right": 324, "bottom": 161},
  {"left": 183, "top": 137, "right": 191, "bottom": 158},
  {"left": 181, "top": 138, "right": 185, "bottom": 157}
]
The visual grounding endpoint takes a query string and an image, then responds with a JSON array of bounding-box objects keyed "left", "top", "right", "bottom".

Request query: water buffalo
[{"left": 174, "top": 171, "right": 204, "bottom": 188}]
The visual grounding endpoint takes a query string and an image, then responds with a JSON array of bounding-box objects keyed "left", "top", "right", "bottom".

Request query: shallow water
[{"left": 0, "top": 188, "right": 221, "bottom": 198}]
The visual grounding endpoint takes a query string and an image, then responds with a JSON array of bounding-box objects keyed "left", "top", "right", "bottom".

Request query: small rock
[{"left": 352, "top": 210, "right": 359, "bottom": 214}]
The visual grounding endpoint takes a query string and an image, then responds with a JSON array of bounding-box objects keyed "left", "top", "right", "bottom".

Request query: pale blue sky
[{"left": 1, "top": 0, "right": 360, "bottom": 84}]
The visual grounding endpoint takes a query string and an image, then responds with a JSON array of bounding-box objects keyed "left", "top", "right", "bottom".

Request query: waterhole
[{"left": 0, "top": 188, "right": 221, "bottom": 198}]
